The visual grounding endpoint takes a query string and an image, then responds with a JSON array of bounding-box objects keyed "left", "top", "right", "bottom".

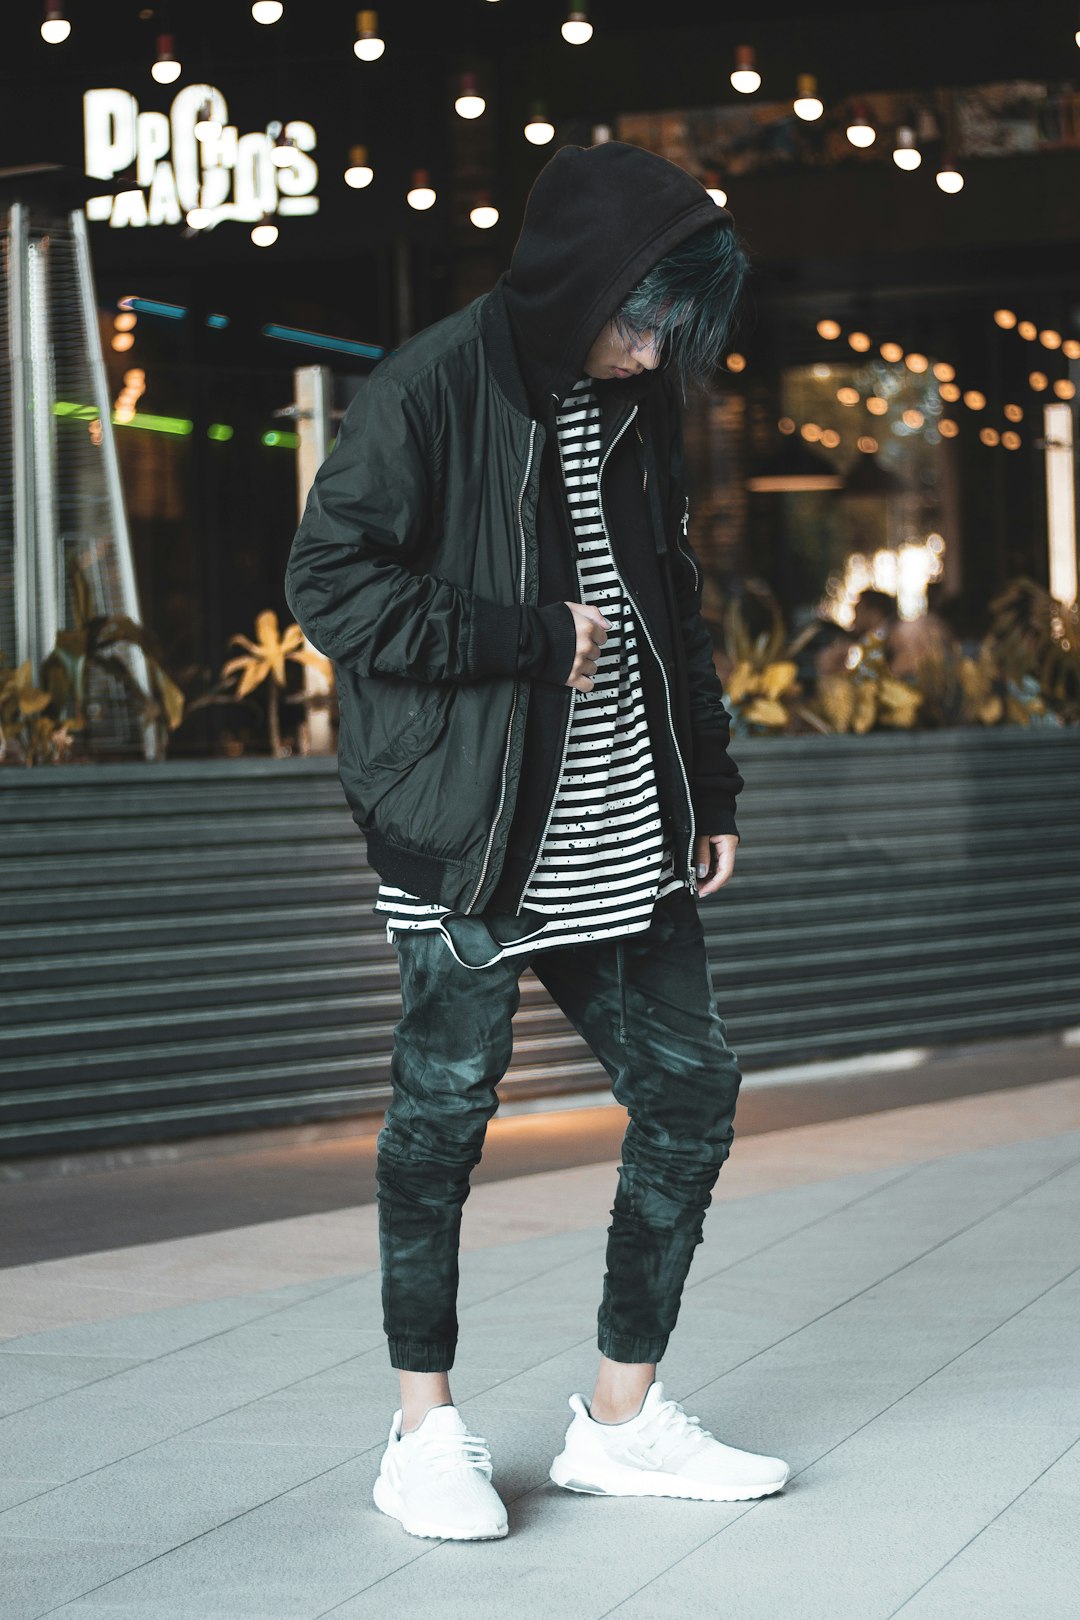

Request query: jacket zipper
[
  {"left": 464, "top": 419, "right": 537, "bottom": 914},
  {"left": 516, "top": 402, "right": 698, "bottom": 908}
]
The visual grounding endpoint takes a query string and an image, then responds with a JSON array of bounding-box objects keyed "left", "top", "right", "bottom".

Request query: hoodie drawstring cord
[{"left": 616, "top": 940, "right": 628, "bottom": 1045}]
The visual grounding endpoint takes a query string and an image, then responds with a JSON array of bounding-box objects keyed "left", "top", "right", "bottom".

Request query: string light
[
  {"left": 1002, "top": 431, "right": 1022, "bottom": 449},
  {"left": 704, "top": 169, "right": 728, "bottom": 207},
  {"left": 151, "top": 33, "right": 181, "bottom": 84},
  {"left": 251, "top": 2, "right": 284, "bottom": 21},
  {"left": 836, "top": 386, "right": 861, "bottom": 406},
  {"left": 962, "top": 389, "right": 986, "bottom": 409},
  {"left": 41, "top": 3, "right": 70, "bottom": 43},
  {"left": 793, "top": 73, "right": 823, "bottom": 120},
  {"left": 470, "top": 192, "right": 499, "bottom": 229},
  {"left": 561, "top": 8, "right": 593, "bottom": 44},
  {"left": 905, "top": 352, "right": 929, "bottom": 373},
  {"left": 1054, "top": 379, "right": 1077, "bottom": 400},
  {"left": 933, "top": 361, "right": 956, "bottom": 381},
  {"left": 939, "top": 419, "right": 959, "bottom": 438},
  {"left": 1065, "top": 340, "right": 1080, "bottom": 359},
  {"left": 1039, "top": 329, "right": 1063, "bottom": 349},
  {"left": 1004, "top": 403, "right": 1024, "bottom": 422},
  {"left": 354, "top": 10, "right": 385, "bottom": 61},
  {"left": 866, "top": 397, "right": 889, "bottom": 416},
  {"left": 980, "top": 427, "right": 1000, "bottom": 446},
  {"left": 846, "top": 104, "right": 876, "bottom": 147},
  {"left": 406, "top": 169, "right": 436, "bottom": 210},
  {"left": 524, "top": 102, "right": 555, "bottom": 144},
  {"left": 1018, "top": 320, "right": 1037, "bottom": 340},
  {"left": 880, "top": 342, "right": 904, "bottom": 362},
  {"left": 848, "top": 331, "right": 872, "bottom": 352},
  {"left": 816, "top": 319, "right": 841, "bottom": 340},
  {"left": 344, "top": 144, "right": 374, "bottom": 188},
  {"left": 730, "top": 45, "right": 761, "bottom": 94},
  {"left": 726, "top": 352, "right": 747, "bottom": 372},
  {"left": 936, "top": 158, "right": 964, "bottom": 193},
  {"left": 892, "top": 126, "right": 921, "bottom": 169},
  {"left": 455, "top": 72, "right": 485, "bottom": 119},
  {"left": 940, "top": 382, "right": 961, "bottom": 402},
  {"left": 1029, "top": 372, "right": 1049, "bottom": 391},
  {"left": 993, "top": 309, "right": 1017, "bottom": 329},
  {"left": 251, "top": 215, "right": 278, "bottom": 246}
]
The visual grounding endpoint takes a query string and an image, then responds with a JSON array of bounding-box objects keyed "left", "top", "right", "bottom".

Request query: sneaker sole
[
  {"left": 548, "top": 1450, "right": 790, "bottom": 1502},
  {"left": 372, "top": 1472, "right": 509, "bottom": 1540}
]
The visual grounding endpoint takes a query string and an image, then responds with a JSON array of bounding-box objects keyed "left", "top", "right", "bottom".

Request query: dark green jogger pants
[{"left": 375, "top": 886, "right": 743, "bottom": 1372}]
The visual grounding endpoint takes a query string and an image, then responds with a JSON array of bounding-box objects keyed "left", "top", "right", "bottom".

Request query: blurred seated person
[{"left": 845, "top": 587, "right": 952, "bottom": 677}]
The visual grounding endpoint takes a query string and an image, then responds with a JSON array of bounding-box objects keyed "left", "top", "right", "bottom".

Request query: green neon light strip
[{"left": 53, "top": 402, "right": 193, "bottom": 434}]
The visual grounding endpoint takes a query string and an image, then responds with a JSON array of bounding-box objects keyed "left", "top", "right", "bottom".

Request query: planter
[{"left": 2, "top": 729, "right": 1078, "bottom": 1158}]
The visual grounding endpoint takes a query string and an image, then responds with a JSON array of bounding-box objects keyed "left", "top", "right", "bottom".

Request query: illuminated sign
[{"left": 83, "top": 83, "right": 318, "bottom": 228}]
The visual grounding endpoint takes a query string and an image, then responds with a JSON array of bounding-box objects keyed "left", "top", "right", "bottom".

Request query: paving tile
[
  {"left": 892, "top": 1442, "right": 1080, "bottom": 1619},
  {"left": 0, "top": 1438, "right": 356, "bottom": 1548},
  {"left": 0, "top": 1353, "right": 138, "bottom": 1416},
  {"left": 0, "top": 1536, "right": 162, "bottom": 1620}
]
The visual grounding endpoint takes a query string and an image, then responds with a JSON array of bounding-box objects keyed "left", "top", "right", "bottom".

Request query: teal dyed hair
[{"left": 612, "top": 216, "right": 751, "bottom": 392}]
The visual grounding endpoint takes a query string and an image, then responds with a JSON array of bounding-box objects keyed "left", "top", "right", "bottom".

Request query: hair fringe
[{"left": 612, "top": 217, "right": 751, "bottom": 392}]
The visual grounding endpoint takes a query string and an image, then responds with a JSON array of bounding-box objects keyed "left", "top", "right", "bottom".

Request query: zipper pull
[{"left": 681, "top": 495, "right": 690, "bottom": 538}]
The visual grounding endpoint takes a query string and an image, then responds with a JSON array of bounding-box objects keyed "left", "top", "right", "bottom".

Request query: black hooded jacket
[{"left": 285, "top": 140, "right": 743, "bottom": 917}]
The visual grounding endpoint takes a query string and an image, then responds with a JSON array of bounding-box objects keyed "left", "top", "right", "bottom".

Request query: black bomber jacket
[{"left": 284, "top": 140, "right": 743, "bottom": 917}]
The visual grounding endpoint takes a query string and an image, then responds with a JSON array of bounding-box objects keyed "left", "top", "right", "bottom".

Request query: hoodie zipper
[
  {"left": 515, "top": 401, "right": 698, "bottom": 909},
  {"left": 464, "top": 419, "right": 537, "bottom": 914}
]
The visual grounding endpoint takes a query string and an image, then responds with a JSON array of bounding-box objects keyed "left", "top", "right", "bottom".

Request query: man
[{"left": 285, "top": 139, "right": 790, "bottom": 1542}]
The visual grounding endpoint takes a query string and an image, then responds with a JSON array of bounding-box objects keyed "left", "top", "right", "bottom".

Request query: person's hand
[
  {"left": 564, "top": 601, "right": 610, "bottom": 692},
  {"left": 694, "top": 833, "right": 738, "bottom": 896}
]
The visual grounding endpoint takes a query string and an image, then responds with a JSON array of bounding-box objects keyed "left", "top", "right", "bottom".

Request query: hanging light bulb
[
  {"left": 524, "top": 102, "right": 555, "bottom": 145},
  {"left": 455, "top": 72, "right": 486, "bottom": 119},
  {"left": 251, "top": 2, "right": 284, "bottom": 21},
  {"left": 470, "top": 192, "right": 499, "bottom": 229},
  {"left": 561, "top": 8, "right": 593, "bottom": 44},
  {"left": 406, "top": 169, "right": 436, "bottom": 210},
  {"left": 892, "top": 126, "right": 922, "bottom": 170},
  {"left": 41, "top": 3, "right": 70, "bottom": 43},
  {"left": 793, "top": 73, "right": 823, "bottom": 121},
  {"left": 354, "top": 10, "right": 385, "bottom": 61},
  {"left": 936, "top": 157, "right": 964, "bottom": 193},
  {"left": 846, "top": 104, "right": 876, "bottom": 147},
  {"left": 194, "top": 100, "right": 223, "bottom": 142},
  {"left": 151, "top": 33, "right": 181, "bottom": 83},
  {"left": 730, "top": 45, "right": 760, "bottom": 94},
  {"left": 251, "top": 215, "right": 279, "bottom": 246},
  {"left": 270, "top": 131, "right": 296, "bottom": 167},
  {"left": 344, "top": 144, "right": 374, "bottom": 187},
  {"left": 704, "top": 169, "right": 728, "bottom": 207}
]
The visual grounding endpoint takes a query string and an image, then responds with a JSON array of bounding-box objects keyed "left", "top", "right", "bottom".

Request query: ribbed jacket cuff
[
  {"left": 691, "top": 788, "right": 740, "bottom": 842},
  {"left": 469, "top": 598, "right": 576, "bottom": 686}
]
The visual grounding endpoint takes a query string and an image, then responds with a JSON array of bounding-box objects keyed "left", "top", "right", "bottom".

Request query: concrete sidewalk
[{"left": 2, "top": 1076, "right": 1080, "bottom": 1619}]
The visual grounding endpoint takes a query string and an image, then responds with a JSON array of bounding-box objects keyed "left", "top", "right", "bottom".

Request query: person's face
[{"left": 583, "top": 319, "right": 663, "bottom": 380}]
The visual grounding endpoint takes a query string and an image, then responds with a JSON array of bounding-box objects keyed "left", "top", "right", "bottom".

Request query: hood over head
[{"left": 499, "top": 140, "right": 734, "bottom": 414}]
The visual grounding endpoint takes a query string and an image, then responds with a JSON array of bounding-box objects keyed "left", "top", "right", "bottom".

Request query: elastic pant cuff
[
  {"left": 598, "top": 1330, "right": 669, "bottom": 1365},
  {"left": 388, "top": 1337, "right": 456, "bottom": 1373}
]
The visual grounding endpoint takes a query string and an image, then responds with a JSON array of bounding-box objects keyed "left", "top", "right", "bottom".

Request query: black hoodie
[{"left": 482, "top": 140, "right": 742, "bottom": 913}]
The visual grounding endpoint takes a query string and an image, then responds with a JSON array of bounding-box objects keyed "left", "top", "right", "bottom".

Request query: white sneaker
[
  {"left": 549, "top": 1380, "right": 790, "bottom": 1502},
  {"left": 373, "top": 1403, "right": 509, "bottom": 1540}
]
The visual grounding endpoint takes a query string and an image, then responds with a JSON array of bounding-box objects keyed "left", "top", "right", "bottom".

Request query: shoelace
[
  {"left": 633, "top": 1398, "right": 713, "bottom": 1466},
  {"left": 406, "top": 1431, "right": 494, "bottom": 1477}
]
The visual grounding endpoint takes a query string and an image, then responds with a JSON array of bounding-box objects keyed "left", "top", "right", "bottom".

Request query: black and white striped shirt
[{"left": 373, "top": 375, "right": 684, "bottom": 968}]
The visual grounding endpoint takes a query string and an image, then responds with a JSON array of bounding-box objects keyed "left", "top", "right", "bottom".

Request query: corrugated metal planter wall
[{"left": 2, "top": 728, "right": 1078, "bottom": 1158}]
